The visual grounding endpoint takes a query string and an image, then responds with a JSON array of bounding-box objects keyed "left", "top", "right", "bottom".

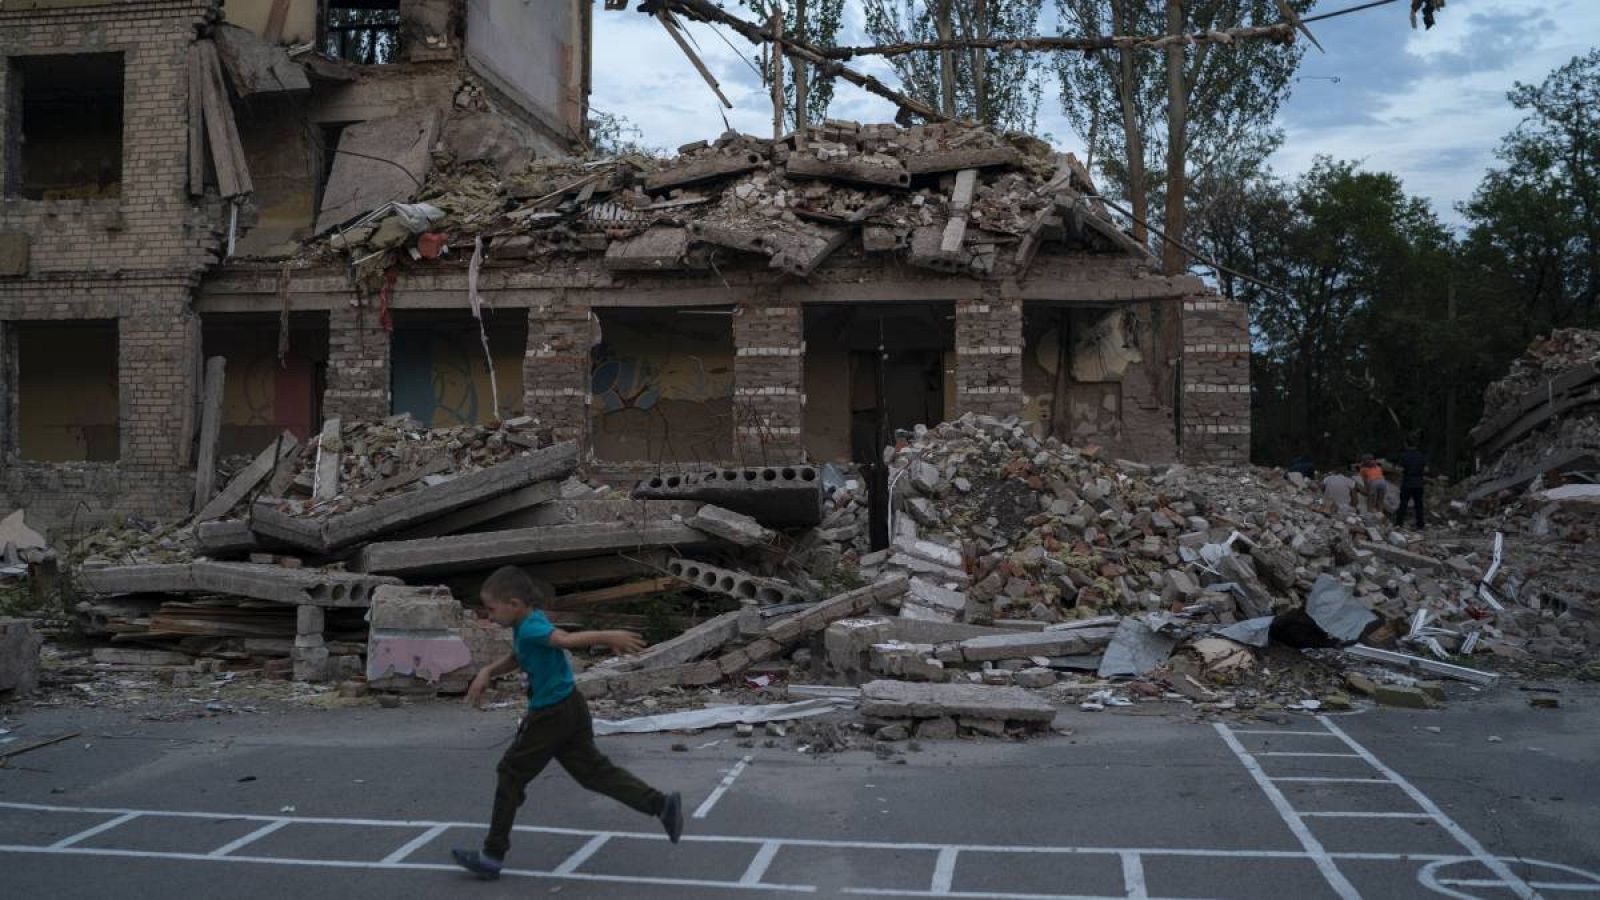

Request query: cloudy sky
[{"left": 591, "top": 0, "right": 1597, "bottom": 227}]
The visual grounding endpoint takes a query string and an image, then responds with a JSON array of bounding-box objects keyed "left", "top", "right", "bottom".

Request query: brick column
[
  {"left": 1180, "top": 296, "right": 1250, "bottom": 463},
  {"left": 117, "top": 299, "right": 200, "bottom": 518},
  {"left": 954, "top": 297, "right": 1023, "bottom": 419},
  {"left": 733, "top": 302, "right": 804, "bottom": 464},
  {"left": 325, "top": 301, "right": 390, "bottom": 422},
  {"left": 524, "top": 298, "right": 592, "bottom": 446}
]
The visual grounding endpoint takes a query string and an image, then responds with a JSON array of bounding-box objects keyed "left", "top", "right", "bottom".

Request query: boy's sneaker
[
  {"left": 659, "top": 792, "right": 684, "bottom": 844},
  {"left": 451, "top": 848, "right": 503, "bottom": 880}
]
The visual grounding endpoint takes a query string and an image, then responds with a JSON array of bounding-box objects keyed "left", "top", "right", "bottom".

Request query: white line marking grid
[{"left": 2, "top": 718, "right": 1596, "bottom": 898}]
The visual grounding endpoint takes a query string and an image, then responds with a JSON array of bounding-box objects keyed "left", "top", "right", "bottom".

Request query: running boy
[{"left": 452, "top": 565, "right": 682, "bottom": 880}]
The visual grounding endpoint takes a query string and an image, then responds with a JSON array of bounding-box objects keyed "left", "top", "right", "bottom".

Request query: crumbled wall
[
  {"left": 325, "top": 300, "right": 390, "bottom": 422},
  {"left": 523, "top": 296, "right": 591, "bottom": 446}
]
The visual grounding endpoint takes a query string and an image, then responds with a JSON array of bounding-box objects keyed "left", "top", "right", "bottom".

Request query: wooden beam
[
  {"left": 657, "top": 9, "right": 733, "bottom": 108},
  {"left": 192, "top": 357, "right": 227, "bottom": 515}
]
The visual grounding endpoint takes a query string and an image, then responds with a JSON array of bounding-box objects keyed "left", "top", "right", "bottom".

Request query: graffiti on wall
[{"left": 392, "top": 327, "right": 522, "bottom": 427}]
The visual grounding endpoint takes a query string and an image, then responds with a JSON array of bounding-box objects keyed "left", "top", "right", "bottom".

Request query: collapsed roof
[{"left": 296, "top": 119, "right": 1152, "bottom": 286}]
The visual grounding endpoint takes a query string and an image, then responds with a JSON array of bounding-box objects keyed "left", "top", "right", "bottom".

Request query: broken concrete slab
[
  {"left": 601, "top": 610, "right": 743, "bottom": 674},
  {"left": 252, "top": 442, "right": 579, "bottom": 554},
  {"left": 1097, "top": 618, "right": 1178, "bottom": 678},
  {"left": 687, "top": 504, "right": 775, "bottom": 547},
  {"left": 0, "top": 618, "right": 43, "bottom": 696},
  {"left": 385, "top": 480, "right": 561, "bottom": 541},
  {"left": 354, "top": 521, "right": 711, "bottom": 577},
  {"left": 860, "top": 680, "right": 1056, "bottom": 723},
  {"left": 959, "top": 627, "right": 1116, "bottom": 663},
  {"left": 212, "top": 23, "right": 310, "bottom": 95},
  {"left": 594, "top": 698, "right": 856, "bottom": 735},
  {"left": 366, "top": 584, "right": 462, "bottom": 631},
  {"left": 666, "top": 558, "right": 807, "bottom": 606},
  {"left": 191, "top": 519, "right": 262, "bottom": 558},
  {"left": 1357, "top": 540, "right": 1447, "bottom": 574},
  {"left": 1373, "top": 683, "right": 1438, "bottom": 709},
  {"left": 899, "top": 578, "right": 967, "bottom": 622},
  {"left": 632, "top": 466, "right": 824, "bottom": 527},
  {"left": 824, "top": 617, "right": 894, "bottom": 675},
  {"left": 75, "top": 562, "right": 399, "bottom": 608},
  {"left": 315, "top": 110, "right": 443, "bottom": 234}
]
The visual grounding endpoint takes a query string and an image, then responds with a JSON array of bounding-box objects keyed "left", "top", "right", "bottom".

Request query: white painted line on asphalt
[
  {"left": 0, "top": 844, "right": 819, "bottom": 893},
  {"left": 209, "top": 820, "right": 290, "bottom": 857},
  {"left": 1248, "top": 746, "right": 1363, "bottom": 752},
  {"left": 1120, "top": 851, "right": 1149, "bottom": 900},
  {"left": 1268, "top": 777, "right": 1394, "bottom": 784},
  {"left": 1214, "top": 724, "right": 1362, "bottom": 900},
  {"left": 841, "top": 890, "right": 1189, "bottom": 900},
  {"left": 931, "top": 847, "right": 960, "bottom": 894},
  {"left": 380, "top": 823, "right": 450, "bottom": 865},
  {"left": 1230, "top": 731, "right": 1339, "bottom": 737},
  {"left": 739, "top": 840, "right": 782, "bottom": 886},
  {"left": 1298, "top": 811, "right": 1429, "bottom": 819},
  {"left": 552, "top": 833, "right": 610, "bottom": 875},
  {"left": 693, "top": 754, "right": 752, "bottom": 819},
  {"left": 50, "top": 812, "right": 139, "bottom": 849},
  {"left": 1316, "top": 715, "right": 1540, "bottom": 900},
  {"left": 1441, "top": 878, "right": 1600, "bottom": 893}
]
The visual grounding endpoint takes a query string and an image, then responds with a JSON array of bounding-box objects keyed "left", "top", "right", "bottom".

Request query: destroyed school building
[{"left": 0, "top": 0, "right": 1249, "bottom": 535}]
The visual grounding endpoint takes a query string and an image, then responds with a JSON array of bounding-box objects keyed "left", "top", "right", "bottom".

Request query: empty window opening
[
  {"left": 590, "top": 308, "right": 735, "bottom": 464},
  {"left": 12, "top": 321, "right": 119, "bottom": 461},
  {"left": 7, "top": 53, "right": 124, "bottom": 200},
  {"left": 803, "top": 304, "right": 954, "bottom": 465},
  {"left": 202, "top": 313, "right": 329, "bottom": 456},
  {"left": 324, "top": 1, "right": 401, "bottom": 65},
  {"left": 391, "top": 311, "right": 527, "bottom": 427}
]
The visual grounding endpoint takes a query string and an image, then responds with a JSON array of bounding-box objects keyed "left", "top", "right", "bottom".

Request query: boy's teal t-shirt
[{"left": 513, "top": 611, "right": 575, "bottom": 709}]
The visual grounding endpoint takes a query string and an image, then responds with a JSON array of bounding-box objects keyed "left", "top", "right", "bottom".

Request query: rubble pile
[
  {"left": 297, "top": 120, "right": 1139, "bottom": 289},
  {"left": 821, "top": 413, "right": 1599, "bottom": 676},
  {"left": 1466, "top": 328, "right": 1600, "bottom": 503}
]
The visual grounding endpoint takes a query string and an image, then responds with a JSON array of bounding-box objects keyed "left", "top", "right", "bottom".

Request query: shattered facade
[{"left": 0, "top": 0, "right": 1249, "bottom": 536}]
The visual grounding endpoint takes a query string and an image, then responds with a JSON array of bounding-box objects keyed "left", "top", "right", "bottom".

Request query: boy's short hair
[{"left": 481, "top": 566, "right": 554, "bottom": 607}]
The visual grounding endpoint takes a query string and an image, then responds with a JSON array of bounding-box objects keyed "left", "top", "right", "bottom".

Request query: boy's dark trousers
[
  {"left": 1395, "top": 485, "right": 1425, "bottom": 528},
  {"left": 484, "top": 689, "right": 664, "bottom": 860}
]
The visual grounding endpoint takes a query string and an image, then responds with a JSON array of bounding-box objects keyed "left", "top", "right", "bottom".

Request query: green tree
[
  {"left": 862, "top": 0, "right": 1045, "bottom": 130},
  {"left": 1228, "top": 159, "right": 1459, "bottom": 469},
  {"left": 1460, "top": 48, "right": 1600, "bottom": 334},
  {"left": 1054, "top": 0, "right": 1309, "bottom": 260},
  {"left": 741, "top": 0, "right": 848, "bottom": 129}
]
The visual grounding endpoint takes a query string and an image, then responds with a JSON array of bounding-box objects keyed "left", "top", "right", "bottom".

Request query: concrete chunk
[
  {"left": 687, "top": 504, "right": 775, "bottom": 547},
  {"left": 354, "top": 520, "right": 710, "bottom": 577},
  {"left": 960, "top": 627, "right": 1115, "bottom": 662},
  {"left": 192, "top": 519, "right": 262, "bottom": 557},
  {"left": 608, "top": 610, "right": 743, "bottom": 673},
  {"left": 860, "top": 680, "right": 1057, "bottom": 723},
  {"left": 901, "top": 577, "right": 966, "bottom": 622},
  {"left": 366, "top": 585, "right": 461, "bottom": 630},
  {"left": 632, "top": 466, "right": 823, "bottom": 527},
  {"left": 0, "top": 618, "right": 43, "bottom": 696},
  {"left": 76, "top": 564, "right": 199, "bottom": 596}
]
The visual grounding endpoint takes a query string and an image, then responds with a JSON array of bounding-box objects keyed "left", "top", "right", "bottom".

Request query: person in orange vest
[{"left": 1358, "top": 456, "right": 1389, "bottom": 516}]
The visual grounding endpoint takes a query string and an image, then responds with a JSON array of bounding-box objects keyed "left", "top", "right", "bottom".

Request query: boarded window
[
  {"left": 12, "top": 321, "right": 119, "bottom": 461},
  {"left": 202, "top": 313, "right": 328, "bottom": 456},
  {"left": 6, "top": 53, "right": 124, "bottom": 200},
  {"left": 391, "top": 311, "right": 526, "bottom": 427}
]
